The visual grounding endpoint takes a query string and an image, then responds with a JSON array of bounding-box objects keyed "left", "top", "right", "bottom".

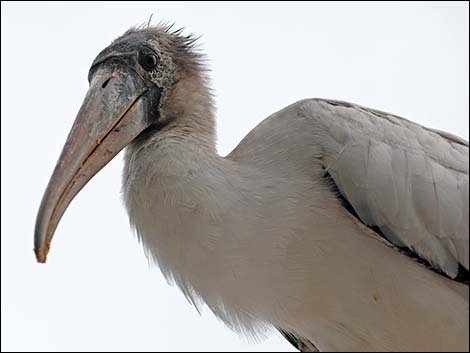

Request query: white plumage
[{"left": 123, "top": 97, "right": 469, "bottom": 351}]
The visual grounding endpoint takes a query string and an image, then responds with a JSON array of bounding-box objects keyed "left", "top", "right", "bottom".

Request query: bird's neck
[
  {"left": 123, "top": 74, "right": 221, "bottom": 191},
  {"left": 153, "top": 72, "right": 217, "bottom": 152},
  {"left": 121, "top": 69, "right": 234, "bottom": 249},
  {"left": 122, "top": 83, "right": 224, "bottom": 216},
  {"left": 122, "top": 112, "right": 239, "bottom": 289}
]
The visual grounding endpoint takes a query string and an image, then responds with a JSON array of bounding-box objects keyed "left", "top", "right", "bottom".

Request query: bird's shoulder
[{"left": 229, "top": 97, "right": 468, "bottom": 175}]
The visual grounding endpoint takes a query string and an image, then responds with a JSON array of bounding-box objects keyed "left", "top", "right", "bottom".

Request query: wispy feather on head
[{"left": 123, "top": 19, "right": 208, "bottom": 73}]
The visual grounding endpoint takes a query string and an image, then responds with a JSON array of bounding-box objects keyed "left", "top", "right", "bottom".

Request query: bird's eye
[{"left": 140, "top": 52, "right": 159, "bottom": 71}]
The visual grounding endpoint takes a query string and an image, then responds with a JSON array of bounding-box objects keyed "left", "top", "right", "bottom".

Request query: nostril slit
[{"left": 102, "top": 77, "right": 112, "bottom": 88}]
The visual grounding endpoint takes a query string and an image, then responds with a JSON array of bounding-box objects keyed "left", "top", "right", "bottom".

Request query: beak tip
[{"left": 35, "top": 246, "right": 49, "bottom": 263}]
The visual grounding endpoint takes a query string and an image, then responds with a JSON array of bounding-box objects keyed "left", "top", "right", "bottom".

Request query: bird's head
[{"left": 34, "top": 24, "right": 210, "bottom": 263}]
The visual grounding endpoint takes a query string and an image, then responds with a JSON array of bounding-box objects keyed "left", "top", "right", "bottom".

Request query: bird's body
[
  {"left": 35, "top": 25, "right": 469, "bottom": 351},
  {"left": 123, "top": 98, "right": 468, "bottom": 351}
]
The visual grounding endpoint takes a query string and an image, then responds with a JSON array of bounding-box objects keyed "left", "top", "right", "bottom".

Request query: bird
[{"left": 35, "top": 24, "right": 469, "bottom": 352}]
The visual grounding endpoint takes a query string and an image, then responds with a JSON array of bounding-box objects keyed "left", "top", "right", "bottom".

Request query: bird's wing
[
  {"left": 230, "top": 98, "right": 468, "bottom": 280},
  {"left": 297, "top": 98, "right": 469, "bottom": 279}
]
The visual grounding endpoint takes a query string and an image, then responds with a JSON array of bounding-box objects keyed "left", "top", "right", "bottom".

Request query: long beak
[{"left": 35, "top": 65, "right": 153, "bottom": 263}]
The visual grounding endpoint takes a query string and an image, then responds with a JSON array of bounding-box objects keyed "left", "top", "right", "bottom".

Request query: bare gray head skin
[{"left": 34, "top": 25, "right": 214, "bottom": 262}]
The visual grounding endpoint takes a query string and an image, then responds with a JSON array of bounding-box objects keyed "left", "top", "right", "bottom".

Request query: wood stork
[{"left": 35, "top": 25, "right": 469, "bottom": 352}]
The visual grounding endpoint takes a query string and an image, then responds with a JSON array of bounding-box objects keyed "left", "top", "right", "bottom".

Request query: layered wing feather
[{"left": 298, "top": 99, "right": 469, "bottom": 278}]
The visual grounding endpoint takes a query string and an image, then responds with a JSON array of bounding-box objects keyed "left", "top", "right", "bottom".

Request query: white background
[{"left": 2, "top": 2, "right": 469, "bottom": 352}]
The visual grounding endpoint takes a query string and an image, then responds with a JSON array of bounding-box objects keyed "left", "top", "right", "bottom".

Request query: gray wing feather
[{"left": 300, "top": 99, "right": 469, "bottom": 278}]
